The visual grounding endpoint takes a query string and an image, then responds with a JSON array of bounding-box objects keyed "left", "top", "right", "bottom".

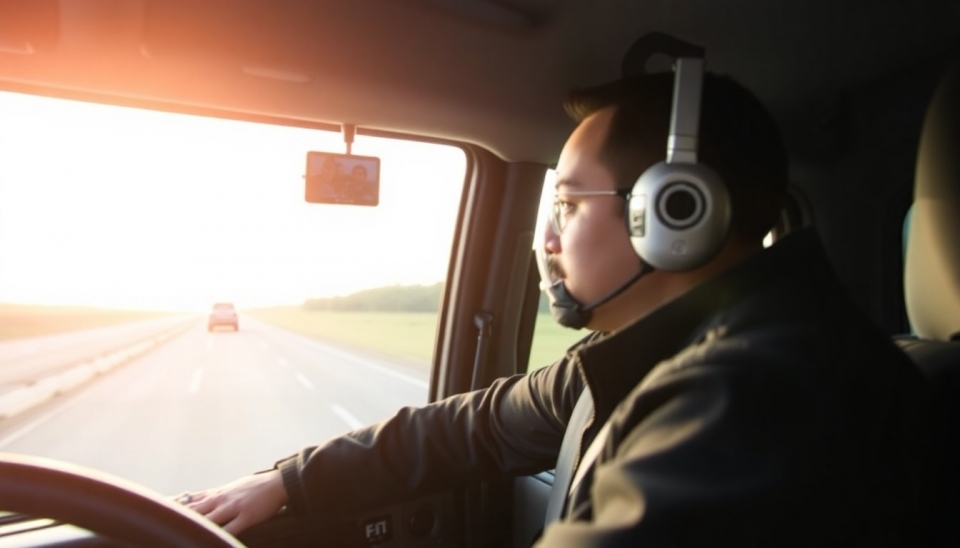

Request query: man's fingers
[
  {"left": 187, "top": 496, "right": 218, "bottom": 516},
  {"left": 172, "top": 471, "right": 286, "bottom": 535},
  {"left": 179, "top": 492, "right": 253, "bottom": 534},
  {"left": 205, "top": 500, "right": 241, "bottom": 527},
  {"left": 208, "top": 501, "right": 260, "bottom": 536}
]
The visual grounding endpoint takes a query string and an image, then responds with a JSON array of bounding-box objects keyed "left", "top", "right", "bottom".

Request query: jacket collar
[{"left": 573, "top": 228, "right": 833, "bottom": 423}]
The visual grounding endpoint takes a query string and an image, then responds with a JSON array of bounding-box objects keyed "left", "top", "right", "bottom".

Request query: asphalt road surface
[{"left": 0, "top": 317, "right": 430, "bottom": 497}]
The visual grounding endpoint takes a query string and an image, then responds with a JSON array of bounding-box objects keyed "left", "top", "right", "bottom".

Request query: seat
[{"left": 896, "top": 64, "right": 960, "bottom": 547}]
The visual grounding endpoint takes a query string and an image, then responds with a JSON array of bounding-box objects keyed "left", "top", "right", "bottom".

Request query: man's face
[{"left": 544, "top": 107, "right": 641, "bottom": 323}]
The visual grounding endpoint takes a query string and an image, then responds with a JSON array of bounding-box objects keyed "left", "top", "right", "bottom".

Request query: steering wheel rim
[{"left": 0, "top": 452, "right": 245, "bottom": 547}]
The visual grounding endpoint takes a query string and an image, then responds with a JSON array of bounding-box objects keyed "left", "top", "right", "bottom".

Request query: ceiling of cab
[{"left": 0, "top": 0, "right": 958, "bottom": 162}]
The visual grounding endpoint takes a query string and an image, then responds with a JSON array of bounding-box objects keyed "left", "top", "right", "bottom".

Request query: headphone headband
[
  {"left": 627, "top": 56, "right": 731, "bottom": 271},
  {"left": 668, "top": 58, "right": 704, "bottom": 165}
]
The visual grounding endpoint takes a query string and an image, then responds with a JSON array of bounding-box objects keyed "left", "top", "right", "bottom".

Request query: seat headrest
[{"left": 905, "top": 65, "right": 960, "bottom": 342}]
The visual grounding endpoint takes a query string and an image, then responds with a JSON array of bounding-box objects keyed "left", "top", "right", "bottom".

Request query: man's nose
[{"left": 543, "top": 221, "right": 561, "bottom": 253}]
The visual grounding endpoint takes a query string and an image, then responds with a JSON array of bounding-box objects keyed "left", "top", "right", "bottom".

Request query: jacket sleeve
[{"left": 277, "top": 351, "right": 586, "bottom": 519}]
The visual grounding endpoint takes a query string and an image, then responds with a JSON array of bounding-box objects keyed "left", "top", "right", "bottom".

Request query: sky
[{"left": 0, "top": 91, "right": 472, "bottom": 312}]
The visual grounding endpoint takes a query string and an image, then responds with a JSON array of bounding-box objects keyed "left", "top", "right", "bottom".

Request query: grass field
[
  {"left": 0, "top": 303, "right": 176, "bottom": 341},
  {"left": 246, "top": 307, "right": 587, "bottom": 372}
]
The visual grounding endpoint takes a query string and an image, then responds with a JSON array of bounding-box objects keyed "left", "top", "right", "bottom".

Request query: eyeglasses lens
[{"left": 551, "top": 197, "right": 565, "bottom": 235}]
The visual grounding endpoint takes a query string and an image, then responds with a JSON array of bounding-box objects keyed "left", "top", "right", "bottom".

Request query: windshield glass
[{"left": 0, "top": 91, "right": 465, "bottom": 495}]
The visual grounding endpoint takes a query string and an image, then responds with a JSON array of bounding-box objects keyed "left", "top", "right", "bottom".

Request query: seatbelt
[{"left": 543, "top": 387, "right": 594, "bottom": 526}]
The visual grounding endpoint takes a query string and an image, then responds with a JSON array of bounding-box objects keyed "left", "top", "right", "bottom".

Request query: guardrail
[{"left": 0, "top": 317, "right": 197, "bottom": 419}]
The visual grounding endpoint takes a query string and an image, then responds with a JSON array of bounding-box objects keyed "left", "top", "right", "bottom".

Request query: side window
[
  {"left": 901, "top": 203, "right": 915, "bottom": 334},
  {"left": 903, "top": 204, "right": 914, "bottom": 261},
  {"left": 0, "top": 91, "right": 465, "bottom": 495},
  {"left": 766, "top": 185, "right": 813, "bottom": 246}
]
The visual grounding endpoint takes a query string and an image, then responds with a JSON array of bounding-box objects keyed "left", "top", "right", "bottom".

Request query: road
[{"left": 0, "top": 317, "right": 430, "bottom": 497}]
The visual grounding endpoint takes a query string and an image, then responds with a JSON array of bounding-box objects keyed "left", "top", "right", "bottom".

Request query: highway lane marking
[
  {"left": 0, "top": 413, "right": 59, "bottom": 450},
  {"left": 295, "top": 373, "right": 314, "bottom": 390},
  {"left": 0, "top": 390, "right": 86, "bottom": 450},
  {"left": 189, "top": 368, "right": 205, "bottom": 394},
  {"left": 320, "top": 347, "right": 428, "bottom": 390},
  {"left": 330, "top": 404, "right": 364, "bottom": 430}
]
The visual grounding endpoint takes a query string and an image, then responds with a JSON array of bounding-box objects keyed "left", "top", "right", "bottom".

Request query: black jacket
[{"left": 278, "top": 230, "right": 931, "bottom": 546}]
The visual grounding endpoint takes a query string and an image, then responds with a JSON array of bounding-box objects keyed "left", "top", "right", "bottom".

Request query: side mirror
[{"left": 304, "top": 151, "right": 380, "bottom": 206}]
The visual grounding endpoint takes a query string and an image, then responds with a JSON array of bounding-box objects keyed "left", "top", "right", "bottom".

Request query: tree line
[
  {"left": 303, "top": 282, "right": 551, "bottom": 313},
  {"left": 303, "top": 283, "right": 443, "bottom": 312}
]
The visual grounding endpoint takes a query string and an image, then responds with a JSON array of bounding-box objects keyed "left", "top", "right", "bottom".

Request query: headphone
[{"left": 626, "top": 57, "right": 731, "bottom": 271}]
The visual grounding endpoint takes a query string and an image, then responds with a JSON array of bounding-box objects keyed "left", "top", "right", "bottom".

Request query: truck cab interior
[{"left": 0, "top": 1, "right": 958, "bottom": 546}]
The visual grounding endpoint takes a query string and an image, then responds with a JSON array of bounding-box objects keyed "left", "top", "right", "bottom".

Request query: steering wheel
[{"left": 0, "top": 453, "right": 245, "bottom": 547}]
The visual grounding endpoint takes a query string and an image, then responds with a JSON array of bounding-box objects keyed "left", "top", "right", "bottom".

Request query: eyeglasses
[{"left": 550, "top": 188, "right": 631, "bottom": 235}]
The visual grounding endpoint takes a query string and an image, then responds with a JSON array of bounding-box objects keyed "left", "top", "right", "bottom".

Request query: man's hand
[{"left": 177, "top": 470, "right": 288, "bottom": 535}]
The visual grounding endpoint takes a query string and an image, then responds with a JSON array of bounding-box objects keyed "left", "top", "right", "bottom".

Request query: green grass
[
  {"left": 0, "top": 303, "right": 176, "bottom": 341},
  {"left": 247, "top": 307, "right": 588, "bottom": 372},
  {"left": 247, "top": 308, "right": 440, "bottom": 365},
  {"left": 527, "top": 317, "right": 591, "bottom": 371}
]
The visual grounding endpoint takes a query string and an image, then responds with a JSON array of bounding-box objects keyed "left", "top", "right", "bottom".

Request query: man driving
[{"left": 182, "top": 66, "right": 930, "bottom": 546}]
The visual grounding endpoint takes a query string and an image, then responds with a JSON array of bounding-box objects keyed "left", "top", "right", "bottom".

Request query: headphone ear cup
[{"left": 627, "top": 161, "right": 731, "bottom": 270}]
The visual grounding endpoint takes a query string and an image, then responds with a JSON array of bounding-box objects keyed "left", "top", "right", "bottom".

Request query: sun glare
[{"left": 0, "top": 92, "right": 465, "bottom": 312}]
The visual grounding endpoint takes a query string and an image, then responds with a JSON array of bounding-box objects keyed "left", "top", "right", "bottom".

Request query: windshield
[{"left": 0, "top": 91, "right": 465, "bottom": 495}]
